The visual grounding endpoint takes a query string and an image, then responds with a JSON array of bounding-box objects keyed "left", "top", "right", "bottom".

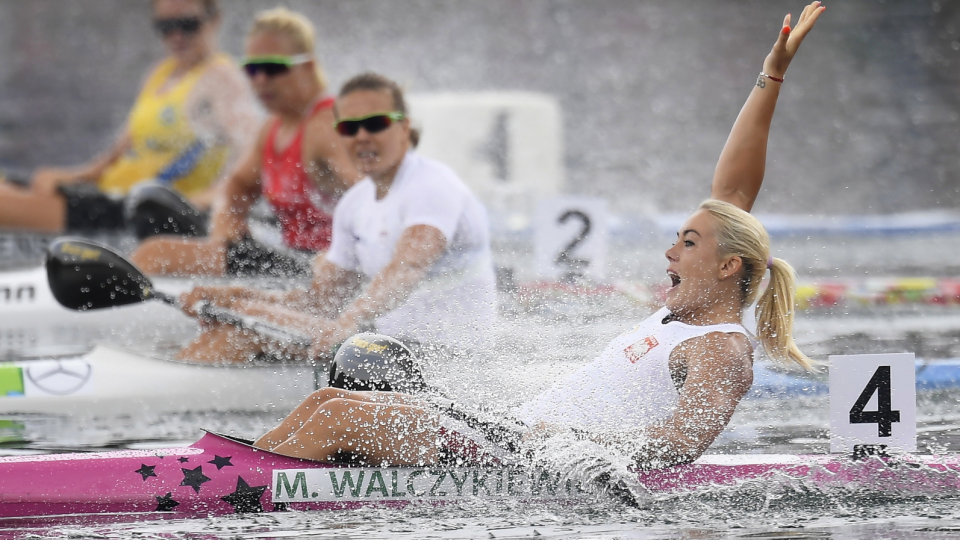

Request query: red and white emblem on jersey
[{"left": 624, "top": 336, "right": 659, "bottom": 363}]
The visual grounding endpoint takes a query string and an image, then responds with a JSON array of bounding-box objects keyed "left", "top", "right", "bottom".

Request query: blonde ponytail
[
  {"left": 756, "top": 258, "right": 813, "bottom": 370},
  {"left": 698, "top": 199, "right": 813, "bottom": 371}
]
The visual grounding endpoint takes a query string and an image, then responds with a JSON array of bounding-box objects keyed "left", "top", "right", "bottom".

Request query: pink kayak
[{"left": 1, "top": 431, "right": 960, "bottom": 524}]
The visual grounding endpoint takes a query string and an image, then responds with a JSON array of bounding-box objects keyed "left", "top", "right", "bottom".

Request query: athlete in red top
[
  {"left": 261, "top": 96, "right": 338, "bottom": 252},
  {"left": 132, "top": 8, "right": 360, "bottom": 277}
]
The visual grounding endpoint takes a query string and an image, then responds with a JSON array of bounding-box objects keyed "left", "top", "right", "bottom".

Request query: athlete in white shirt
[
  {"left": 177, "top": 72, "right": 496, "bottom": 362},
  {"left": 254, "top": 3, "right": 825, "bottom": 473},
  {"left": 325, "top": 150, "right": 496, "bottom": 351}
]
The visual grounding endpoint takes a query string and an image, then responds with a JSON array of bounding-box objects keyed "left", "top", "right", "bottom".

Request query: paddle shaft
[
  {"left": 149, "top": 291, "right": 314, "bottom": 349},
  {"left": 424, "top": 395, "right": 525, "bottom": 453},
  {"left": 193, "top": 301, "right": 314, "bottom": 349}
]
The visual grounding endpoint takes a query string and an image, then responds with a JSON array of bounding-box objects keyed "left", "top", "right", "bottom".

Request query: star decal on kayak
[
  {"left": 134, "top": 463, "right": 157, "bottom": 481},
  {"left": 209, "top": 455, "right": 233, "bottom": 470},
  {"left": 220, "top": 476, "right": 268, "bottom": 513},
  {"left": 178, "top": 457, "right": 189, "bottom": 463},
  {"left": 180, "top": 466, "right": 211, "bottom": 493},
  {"left": 155, "top": 492, "right": 179, "bottom": 511}
]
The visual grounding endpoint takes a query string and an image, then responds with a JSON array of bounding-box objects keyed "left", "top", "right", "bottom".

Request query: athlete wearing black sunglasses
[
  {"left": 0, "top": 0, "right": 259, "bottom": 235},
  {"left": 152, "top": 0, "right": 217, "bottom": 37},
  {"left": 178, "top": 72, "right": 497, "bottom": 366},
  {"left": 154, "top": 16, "right": 205, "bottom": 36},
  {"left": 241, "top": 54, "right": 312, "bottom": 78},
  {"left": 132, "top": 7, "right": 360, "bottom": 280}
]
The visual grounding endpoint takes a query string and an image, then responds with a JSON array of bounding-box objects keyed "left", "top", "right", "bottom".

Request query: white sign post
[
  {"left": 534, "top": 197, "right": 608, "bottom": 281},
  {"left": 829, "top": 353, "right": 916, "bottom": 454},
  {"left": 407, "top": 92, "right": 563, "bottom": 221}
]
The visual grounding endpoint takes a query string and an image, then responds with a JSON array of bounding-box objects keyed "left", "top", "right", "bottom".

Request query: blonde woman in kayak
[
  {"left": 254, "top": 2, "right": 825, "bottom": 473},
  {"left": 0, "top": 0, "right": 260, "bottom": 233}
]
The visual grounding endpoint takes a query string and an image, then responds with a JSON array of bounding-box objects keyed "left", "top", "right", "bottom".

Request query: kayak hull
[
  {"left": 0, "top": 344, "right": 320, "bottom": 416},
  {"left": 0, "top": 432, "right": 302, "bottom": 520},
  {"left": 2, "top": 432, "right": 960, "bottom": 523}
]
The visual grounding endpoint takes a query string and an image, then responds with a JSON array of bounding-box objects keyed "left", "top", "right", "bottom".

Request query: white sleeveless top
[{"left": 512, "top": 308, "right": 748, "bottom": 432}]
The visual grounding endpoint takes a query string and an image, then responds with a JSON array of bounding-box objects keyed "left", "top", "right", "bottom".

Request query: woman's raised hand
[{"left": 763, "top": 1, "right": 826, "bottom": 79}]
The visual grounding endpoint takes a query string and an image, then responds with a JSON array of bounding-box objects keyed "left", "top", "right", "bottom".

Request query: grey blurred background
[{"left": 1, "top": 0, "right": 959, "bottom": 215}]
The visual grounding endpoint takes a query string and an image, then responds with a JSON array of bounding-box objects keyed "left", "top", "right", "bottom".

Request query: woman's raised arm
[{"left": 711, "top": 1, "right": 825, "bottom": 212}]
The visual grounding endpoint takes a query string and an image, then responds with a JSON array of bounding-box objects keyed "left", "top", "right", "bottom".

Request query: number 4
[{"left": 849, "top": 365, "right": 901, "bottom": 437}]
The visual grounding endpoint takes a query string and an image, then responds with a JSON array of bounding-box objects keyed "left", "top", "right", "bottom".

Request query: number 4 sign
[{"left": 829, "top": 353, "right": 916, "bottom": 453}]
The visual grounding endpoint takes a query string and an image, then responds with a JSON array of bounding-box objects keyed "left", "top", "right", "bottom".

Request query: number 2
[
  {"left": 555, "top": 210, "right": 591, "bottom": 270},
  {"left": 849, "top": 365, "right": 901, "bottom": 437}
]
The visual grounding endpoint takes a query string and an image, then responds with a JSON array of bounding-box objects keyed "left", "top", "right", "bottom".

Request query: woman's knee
[
  {"left": 310, "top": 387, "right": 351, "bottom": 403},
  {"left": 311, "top": 398, "right": 376, "bottom": 428},
  {"left": 313, "top": 388, "right": 379, "bottom": 403},
  {"left": 320, "top": 397, "right": 355, "bottom": 415}
]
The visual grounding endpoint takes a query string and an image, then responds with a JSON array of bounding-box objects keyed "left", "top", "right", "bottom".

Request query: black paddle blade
[{"left": 45, "top": 238, "right": 153, "bottom": 311}]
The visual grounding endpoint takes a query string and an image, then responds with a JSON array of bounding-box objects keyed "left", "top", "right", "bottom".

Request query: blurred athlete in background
[
  {"left": 131, "top": 7, "right": 360, "bottom": 277},
  {"left": 179, "top": 73, "right": 497, "bottom": 361},
  {"left": 0, "top": 0, "right": 260, "bottom": 234}
]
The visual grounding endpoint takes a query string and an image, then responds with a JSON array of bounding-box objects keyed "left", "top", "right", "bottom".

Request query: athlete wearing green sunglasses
[
  {"left": 334, "top": 111, "right": 406, "bottom": 136},
  {"left": 241, "top": 54, "right": 311, "bottom": 78}
]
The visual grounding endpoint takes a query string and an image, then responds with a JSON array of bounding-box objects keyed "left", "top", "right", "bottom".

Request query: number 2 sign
[
  {"left": 829, "top": 353, "right": 916, "bottom": 453},
  {"left": 534, "top": 197, "right": 608, "bottom": 281}
]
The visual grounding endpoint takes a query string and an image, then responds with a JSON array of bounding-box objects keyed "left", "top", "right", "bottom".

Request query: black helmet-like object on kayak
[
  {"left": 125, "top": 182, "right": 207, "bottom": 240},
  {"left": 327, "top": 333, "right": 426, "bottom": 394}
]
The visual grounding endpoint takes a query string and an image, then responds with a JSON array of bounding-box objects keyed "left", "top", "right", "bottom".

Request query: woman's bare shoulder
[
  {"left": 675, "top": 331, "right": 754, "bottom": 375},
  {"left": 303, "top": 107, "right": 340, "bottom": 151}
]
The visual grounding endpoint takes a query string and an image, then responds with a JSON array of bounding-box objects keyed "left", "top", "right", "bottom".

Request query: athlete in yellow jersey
[
  {"left": 0, "top": 0, "right": 260, "bottom": 233},
  {"left": 97, "top": 53, "right": 232, "bottom": 198}
]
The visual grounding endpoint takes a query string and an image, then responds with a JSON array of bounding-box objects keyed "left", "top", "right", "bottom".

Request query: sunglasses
[
  {"left": 241, "top": 54, "right": 311, "bottom": 78},
  {"left": 154, "top": 17, "right": 205, "bottom": 36},
  {"left": 334, "top": 112, "right": 405, "bottom": 136}
]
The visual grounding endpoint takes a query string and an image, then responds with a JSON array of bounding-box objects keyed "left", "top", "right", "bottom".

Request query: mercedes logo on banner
[{"left": 23, "top": 359, "right": 93, "bottom": 396}]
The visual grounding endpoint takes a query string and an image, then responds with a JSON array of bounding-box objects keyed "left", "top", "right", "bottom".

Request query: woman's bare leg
[
  {"left": 255, "top": 388, "right": 421, "bottom": 450},
  {"left": 271, "top": 397, "right": 439, "bottom": 465},
  {"left": 0, "top": 184, "right": 66, "bottom": 233},
  {"left": 130, "top": 236, "right": 228, "bottom": 277}
]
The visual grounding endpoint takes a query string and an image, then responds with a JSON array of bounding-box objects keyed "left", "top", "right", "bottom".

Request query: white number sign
[
  {"left": 534, "top": 197, "right": 608, "bottom": 281},
  {"left": 829, "top": 353, "right": 916, "bottom": 453},
  {"left": 407, "top": 92, "right": 563, "bottom": 210}
]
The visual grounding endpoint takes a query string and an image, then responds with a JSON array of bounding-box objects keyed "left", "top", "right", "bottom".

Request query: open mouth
[{"left": 667, "top": 270, "right": 681, "bottom": 288}]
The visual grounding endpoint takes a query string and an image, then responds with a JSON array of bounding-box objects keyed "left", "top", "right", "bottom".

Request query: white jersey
[
  {"left": 325, "top": 151, "right": 496, "bottom": 352},
  {"left": 513, "top": 308, "right": 748, "bottom": 432}
]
